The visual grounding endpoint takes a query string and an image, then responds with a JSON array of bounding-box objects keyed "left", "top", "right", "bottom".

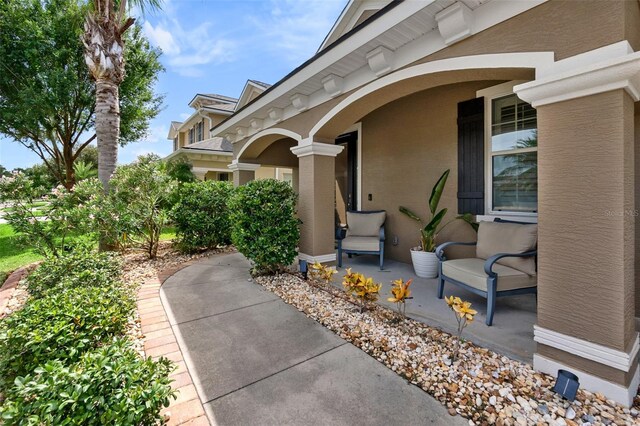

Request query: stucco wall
[
  {"left": 359, "top": 81, "right": 494, "bottom": 264},
  {"left": 635, "top": 102, "right": 640, "bottom": 320}
]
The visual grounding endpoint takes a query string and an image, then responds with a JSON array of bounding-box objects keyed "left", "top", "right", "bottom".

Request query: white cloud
[
  {"left": 248, "top": 0, "right": 345, "bottom": 65},
  {"left": 143, "top": 21, "right": 180, "bottom": 55},
  {"left": 142, "top": 9, "right": 236, "bottom": 78},
  {"left": 142, "top": 123, "right": 169, "bottom": 144},
  {"left": 179, "top": 113, "right": 190, "bottom": 121}
]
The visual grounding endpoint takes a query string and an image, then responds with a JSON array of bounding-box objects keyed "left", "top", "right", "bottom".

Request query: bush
[
  {"left": 0, "top": 339, "right": 175, "bottom": 425},
  {"left": 0, "top": 174, "right": 101, "bottom": 257},
  {"left": 228, "top": 179, "right": 299, "bottom": 274},
  {"left": 164, "top": 157, "right": 196, "bottom": 184},
  {"left": 26, "top": 245, "right": 121, "bottom": 299},
  {"left": 0, "top": 286, "right": 134, "bottom": 389},
  {"left": 102, "top": 154, "right": 177, "bottom": 258},
  {"left": 171, "top": 180, "right": 233, "bottom": 252}
]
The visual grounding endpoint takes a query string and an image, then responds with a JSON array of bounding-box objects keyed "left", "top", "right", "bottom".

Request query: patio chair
[
  {"left": 435, "top": 219, "right": 537, "bottom": 326},
  {"left": 337, "top": 210, "right": 386, "bottom": 270}
]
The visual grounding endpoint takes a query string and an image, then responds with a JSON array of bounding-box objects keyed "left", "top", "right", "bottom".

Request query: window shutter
[{"left": 457, "top": 97, "right": 485, "bottom": 215}]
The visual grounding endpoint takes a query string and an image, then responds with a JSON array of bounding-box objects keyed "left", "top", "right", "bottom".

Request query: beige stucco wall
[
  {"left": 635, "top": 102, "right": 640, "bottom": 321},
  {"left": 359, "top": 81, "right": 494, "bottom": 264},
  {"left": 535, "top": 91, "right": 636, "bottom": 386},
  {"left": 255, "top": 166, "right": 277, "bottom": 180}
]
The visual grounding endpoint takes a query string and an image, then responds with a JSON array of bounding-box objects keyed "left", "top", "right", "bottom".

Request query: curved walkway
[{"left": 158, "top": 252, "right": 465, "bottom": 426}]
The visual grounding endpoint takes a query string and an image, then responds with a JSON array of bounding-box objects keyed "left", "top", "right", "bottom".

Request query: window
[
  {"left": 173, "top": 137, "right": 178, "bottom": 151},
  {"left": 218, "top": 172, "right": 229, "bottom": 181},
  {"left": 197, "top": 121, "right": 203, "bottom": 141},
  {"left": 189, "top": 128, "right": 194, "bottom": 144},
  {"left": 478, "top": 81, "right": 538, "bottom": 216},
  {"left": 282, "top": 172, "right": 293, "bottom": 186}
]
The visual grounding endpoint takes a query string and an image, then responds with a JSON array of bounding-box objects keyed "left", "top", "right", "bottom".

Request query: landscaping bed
[{"left": 255, "top": 272, "right": 640, "bottom": 426}]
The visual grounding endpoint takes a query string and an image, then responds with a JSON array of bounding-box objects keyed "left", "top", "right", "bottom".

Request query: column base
[{"left": 534, "top": 354, "right": 640, "bottom": 407}]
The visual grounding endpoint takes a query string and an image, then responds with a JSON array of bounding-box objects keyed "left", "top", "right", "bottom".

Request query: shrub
[
  {"left": 103, "top": 154, "right": 177, "bottom": 258},
  {"left": 0, "top": 286, "right": 134, "bottom": 389},
  {"left": 0, "top": 339, "right": 175, "bottom": 425},
  {"left": 164, "top": 157, "right": 196, "bottom": 184},
  {"left": 228, "top": 179, "right": 299, "bottom": 274},
  {"left": 26, "top": 245, "right": 121, "bottom": 299},
  {"left": 171, "top": 180, "right": 233, "bottom": 252},
  {"left": 0, "top": 174, "right": 101, "bottom": 257}
]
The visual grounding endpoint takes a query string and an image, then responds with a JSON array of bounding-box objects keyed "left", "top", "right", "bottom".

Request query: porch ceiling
[{"left": 213, "top": 0, "right": 543, "bottom": 143}]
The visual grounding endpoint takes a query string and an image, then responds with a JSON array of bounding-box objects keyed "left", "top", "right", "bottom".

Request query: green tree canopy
[{"left": 0, "top": 0, "right": 164, "bottom": 189}]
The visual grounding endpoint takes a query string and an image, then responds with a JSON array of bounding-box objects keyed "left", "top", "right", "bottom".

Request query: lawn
[
  {"left": 0, "top": 223, "right": 177, "bottom": 284},
  {"left": 0, "top": 223, "right": 42, "bottom": 283}
]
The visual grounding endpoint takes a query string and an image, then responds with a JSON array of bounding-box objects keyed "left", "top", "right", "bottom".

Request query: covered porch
[
  {"left": 335, "top": 253, "right": 537, "bottom": 362},
  {"left": 212, "top": 0, "right": 640, "bottom": 406}
]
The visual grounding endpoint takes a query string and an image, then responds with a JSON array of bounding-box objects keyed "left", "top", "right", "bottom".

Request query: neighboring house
[
  {"left": 209, "top": 0, "right": 640, "bottom": 406},
  {"left": 166, "top": 88, "right": 291, "bottom": 181}
]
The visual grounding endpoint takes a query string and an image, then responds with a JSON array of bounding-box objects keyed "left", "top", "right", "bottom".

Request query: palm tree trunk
[{"left": 95, "top": 78, "right": 120, "bottom": 190}]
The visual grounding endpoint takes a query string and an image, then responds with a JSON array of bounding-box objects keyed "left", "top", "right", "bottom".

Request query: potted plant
[{"left": 399, "top": 169, "right": 476, "bottom": 278}]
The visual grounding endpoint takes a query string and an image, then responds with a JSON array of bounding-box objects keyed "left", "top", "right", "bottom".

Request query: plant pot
[{"left": 410, "top": 249, "right": 439, "bottom": 278}]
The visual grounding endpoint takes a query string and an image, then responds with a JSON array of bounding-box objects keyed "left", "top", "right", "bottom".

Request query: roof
[
  {"left": 167, "top": 121, "right": 183, "bottom": 139},
  {"left": 236, "top": 79, "right": 274, "bottom": 111},
  {"left": 248, "top": 80, "right": 271, "bottom": 89},
  {"left": 188, "top": 93, "right": 238, "bottom": 109},
  {"left": 183, "top": 137, "right": 232, "bottom": 152}
]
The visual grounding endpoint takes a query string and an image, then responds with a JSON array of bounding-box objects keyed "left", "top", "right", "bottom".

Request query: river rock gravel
[{"left": 254, "top": 272, "right": 640, "bottom": 426}]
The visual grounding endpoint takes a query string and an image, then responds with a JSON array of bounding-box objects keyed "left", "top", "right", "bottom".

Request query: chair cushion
[
  {"left": 476, "top": 221, "right": 537, "bottom": 275},
  {"left": 346, "top": 211, "right": 385, "bottom": 237},
  {"left": 341, "top": 236, "right": 380, "bottom": 252},
  {"left": 442, "top": 258, "right": 537, "bottom": 292}
]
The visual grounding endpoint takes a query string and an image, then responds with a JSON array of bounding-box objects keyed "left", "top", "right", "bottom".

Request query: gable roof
[
  {"left": 188, "top": 93, "right": 238, "bottom": 110},
  {"left": 167, "top": 121, "right": 183, "bottom": 140},
  {"left": 318, "top": 0, "right": 393, "bottom": 52},
  {"left": 236, "top": 80, "right": 273, "bottom": 110}
]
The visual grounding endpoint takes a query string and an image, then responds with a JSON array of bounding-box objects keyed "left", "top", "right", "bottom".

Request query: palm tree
[{"left": 82, "top": 0, "right": 161, "bottom": 190}]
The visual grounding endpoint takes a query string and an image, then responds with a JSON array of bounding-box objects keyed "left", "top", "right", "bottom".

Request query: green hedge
[
  {"left": 0, "top": 339, "right": 175, "bottom": 425},
  {"left": 26, "top": 245, "right": 121, "bottom": 299},
  {"left": 228, "top": 179, "right": 299, "bottom": 274},
  {"left": 0, "top": 285, "right": 133, "bottom": 390},
  {"left": 171, "top": 180, "right": 233, "bottom": 252}
]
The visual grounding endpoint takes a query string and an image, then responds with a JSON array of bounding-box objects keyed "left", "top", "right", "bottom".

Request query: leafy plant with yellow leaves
[
  {"left": 309, "top": 261, "right": 338, "bottom": 284},
  {"left": 388, "top": 278, "right": 413, "bottom": 317},
  {"left": 342, "top": 268, "right": 382, "bottom": 312},
  {"left": 445, "top": 295, "right": 477, "bottom": 361}
]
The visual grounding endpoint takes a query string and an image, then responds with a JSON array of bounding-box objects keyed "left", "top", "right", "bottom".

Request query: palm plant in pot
[{"left": 399, "top": 169, "right": 476, "bottom": 278}]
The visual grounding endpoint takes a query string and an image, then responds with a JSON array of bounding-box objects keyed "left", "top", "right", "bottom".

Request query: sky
[{"left": 0, "top": 0, "right": 347, "bottom": 170}]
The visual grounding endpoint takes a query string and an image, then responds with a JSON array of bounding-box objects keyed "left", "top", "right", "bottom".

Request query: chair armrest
[
  {"left": 484, "top": 250, "right": 538, "bottom": 277},
  {"left": 435, "top": 241, "right": 477, "bottom": 261},
  {"left": 336, "top": 227, "right": 347, "bottom": 240},
  {"left": 379, "top": 226, "right": 385, "bottom": 242}
]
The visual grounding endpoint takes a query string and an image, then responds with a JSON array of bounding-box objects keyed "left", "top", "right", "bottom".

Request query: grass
[
  {"left": 1, "top": 201, "right": 48, "bottom": 212},
  {"left": 0, "top": 223, "right": 177, "bottom": 284},
  {"left": 0, "top": 224, "right": 43, "bottom": 283}
]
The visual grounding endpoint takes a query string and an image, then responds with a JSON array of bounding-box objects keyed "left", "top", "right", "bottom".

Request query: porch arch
[
  {"left": 310, "top": 52, "right": 554, "bottom": 140},
  {"left": 237, "top": 128, "right": 302, "bottom": 161}
]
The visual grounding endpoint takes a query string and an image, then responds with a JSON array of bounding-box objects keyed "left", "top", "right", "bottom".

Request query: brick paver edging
[
  {"left": 137, "top": 260, "right": 210, "bottom": 426},
  {"left": 0, "top": 266, "right": 32, "bottom": 317}
]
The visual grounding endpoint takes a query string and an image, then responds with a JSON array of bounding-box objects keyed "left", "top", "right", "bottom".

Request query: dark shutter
[{"left": 457, "top": 97, "right": 485, "bottom": 215}]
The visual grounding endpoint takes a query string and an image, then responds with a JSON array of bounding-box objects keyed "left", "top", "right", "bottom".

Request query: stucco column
[
  {"left": 515, "top": 43, "right": 640, "bottom": 406},
  {"left": 228, "top": 161, "right": 260, "bottom": 187},
  {"left": 291, "top": 141, "right": 344, "bottom": 263},
  {"left": 292, "top": 168, "right": 299, "bottom": 194}
]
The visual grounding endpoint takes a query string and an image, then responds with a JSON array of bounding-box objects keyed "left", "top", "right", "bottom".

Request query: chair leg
[
  {"left": 486, "top": 278, "right": 497, "bottom": 326},
  {"left": 379, "top": 244, "right": 384, "bottom": 270},
  {"left": 337, "top": 245, "right": 342, "bottom": 267},
  {"left": 437, "top": 263, "right": 444, "bottom": 299}
]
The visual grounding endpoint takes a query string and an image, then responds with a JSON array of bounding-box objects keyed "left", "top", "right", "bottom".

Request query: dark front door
[{"left": 335, "top": 131, "right": 358, "bottom": 226}]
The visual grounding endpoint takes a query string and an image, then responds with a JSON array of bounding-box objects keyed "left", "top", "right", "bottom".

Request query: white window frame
[{"left": 476, "top": 81, "right": 538, "bottom": 221}]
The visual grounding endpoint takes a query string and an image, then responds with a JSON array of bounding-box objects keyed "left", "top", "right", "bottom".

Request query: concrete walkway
[{"left": 160, "top": 253, "right": 466, "bottom": 426}]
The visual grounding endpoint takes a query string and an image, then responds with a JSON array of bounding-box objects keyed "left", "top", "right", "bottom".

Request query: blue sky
[{"left": 0, "top": 0, "right": 346, "bottom": 170}]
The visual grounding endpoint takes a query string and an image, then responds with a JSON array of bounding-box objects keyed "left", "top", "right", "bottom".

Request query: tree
[
  {"left": 83, "top": 0, "right": 162, "bottom": 190},
  {"left": 0, "top": 0, "right": 163, "bottom": 189}
]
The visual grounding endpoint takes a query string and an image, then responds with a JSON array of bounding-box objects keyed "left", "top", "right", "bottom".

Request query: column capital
[
  {"left": 515, "top": 41, "right": 640, "bottom": 107},
  {"left": 290, "top": 141, "right": 344, "bottom": 158},
  {"left": 228, "top": 161, "right": 260, "bottom": 171}
]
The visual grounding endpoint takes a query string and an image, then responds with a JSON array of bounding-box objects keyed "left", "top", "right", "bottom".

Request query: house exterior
[
  {"left": 166, "top": 88, "right": 292, "bottom": 181},
  {"left": 208, "top": 0, "right": 640, "bottom": 405}
]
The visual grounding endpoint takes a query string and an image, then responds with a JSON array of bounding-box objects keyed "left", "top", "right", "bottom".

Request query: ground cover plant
[
  {"left": 229, "top": 179, "right": 299, "bottom": 274},
  {"left": 0, "top": 246, "right": 175, "bottom": 423}
]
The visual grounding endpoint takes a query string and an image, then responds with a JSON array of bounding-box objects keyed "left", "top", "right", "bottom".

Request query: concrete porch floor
[{"left": 333, "top": 253, "right": 537, "bottom": 363}]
